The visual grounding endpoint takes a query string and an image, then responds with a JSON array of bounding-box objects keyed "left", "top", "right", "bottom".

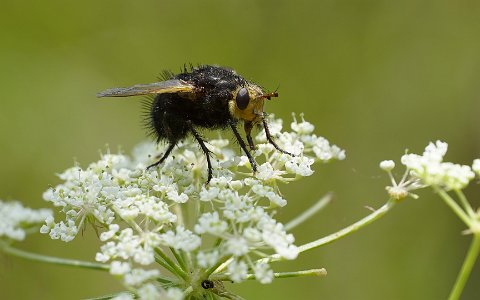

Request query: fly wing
[{"left": 97, "top": 79, "right": 196, "bottom": 98}]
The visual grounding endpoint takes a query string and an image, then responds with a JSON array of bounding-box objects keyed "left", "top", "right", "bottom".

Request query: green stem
[
  {"left": 84, "top": 292, "right": 134, "bottom": 300},
  {"left": 155, "top": 255, "right": 176, "bottom": 275},
  {"left": 285, "top": 192, "right": 333, "bottom": 231},
  {"left": 435, "top": 188, "right": 471, "bottom": 227},
  {"left": 448, "top": 234, "right": 480, "bottom": 300},
  {"left": 211, "top": 268, "right": 327, "bottom": 281},
  {"left": 183, "top": 286, "right": 194, "bottom": 298},
  {"left": 454, "top": 189, "right": 476, "bottom": 219},
  {"left": 170, "top": 247, "right": 188, "bottom": 272},
  {"left": 298, "top": 198, "right": 396, "bottom": 252},
  {"left": 205, "top": 292, "right": 215, "bottom": 300},
  {"left": 156, "top": 276, "right": 176, "bottom": 285},
  {"left": 155, "top": 248, "right": 188, "bottom": 280},
  {"left": 204, "top": 255, "right": 233, "bottom": 276},
  {"left": 0, "top": 242, "right": 109, "bottom": 271},
  {"left": 259, "top": 198, "right": 396, "bottom": 264}
]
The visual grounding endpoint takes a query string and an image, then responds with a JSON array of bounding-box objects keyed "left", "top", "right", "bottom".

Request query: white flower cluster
[
  {"left": 41, "top": 115, "right": 344, "bottom": 298},
  {"left": 381, "top": 141, "right": 477, "bottom": 200},
  {"left": 0, "top": 200, "right": 52, "bottom": 241},
  {"left": 401, "top": 141, "right": 475, "bottom": 190}
]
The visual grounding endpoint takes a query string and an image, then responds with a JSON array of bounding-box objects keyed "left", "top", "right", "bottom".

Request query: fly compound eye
[{"left": 235, "top": 87, "right": 250, "bottom": 110}]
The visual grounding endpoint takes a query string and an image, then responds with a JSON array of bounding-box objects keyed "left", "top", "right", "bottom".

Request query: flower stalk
[
  {"left": 448, "top": 234, "right": 480, "bottom": 300},
  {"left": 0, "top": 241, "right": 109, "bottom": 271}
]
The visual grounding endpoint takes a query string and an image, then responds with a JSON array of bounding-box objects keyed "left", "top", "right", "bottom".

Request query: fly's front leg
[
  {"left": 244, "top": 121, "right": 256, "bottom": 151},
  {"left": 262, "top": 117, "right": 294, "bottom": 156},
  {"left": 230, "top": 121, "right": 257, "bottom": 173}
]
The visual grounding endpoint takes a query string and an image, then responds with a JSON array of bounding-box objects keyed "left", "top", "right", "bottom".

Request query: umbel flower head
[
  {"left": 380, "top": 140, "right": 476, "bottom": 200},
  {"left": 41, "top": 114, "right": 344, "bottom": 299},
  {"left": 0, "top": 200, "right": 51, "bottom": 242}
]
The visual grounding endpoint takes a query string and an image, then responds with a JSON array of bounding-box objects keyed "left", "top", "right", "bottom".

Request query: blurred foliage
[{"left": 1, "top": 0, "right": 480, "bottom": 299}]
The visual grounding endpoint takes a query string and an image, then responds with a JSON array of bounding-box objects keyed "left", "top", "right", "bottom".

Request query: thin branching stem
[
  {"left": 154, "top": 253, "right": 182, "bottom": 277},
  {"left": 204, "top": 255, "right": 233, "bottom": 276},
  {"left": 258, "top": 198, "right": 397, "bottom": 264},
  {"left": 155, "top": 248, "right": 188, "bottom": 280},
  {"left": 170, "top": 247, "right": 188, "bottom": 272},
  {"left": 212, "top": 268, "right": 327, "bottom": 281},
  {"left": 0, "top": 242, "right": 109, "bottom": 271},
  {"left": 435, "top": 188, "right": 471, "bottom": 227},
  {"left": 454, "top": 189, "right": 476, "bottom": 219},
  {"left": 299, "top": 198, "right": 396, "bottom": 252},
  {"left": 285, "top": 192, "right": 333, "bottom": 231},
  {"left": 83, "top": 292, "right": 134, "bottom": 300}
]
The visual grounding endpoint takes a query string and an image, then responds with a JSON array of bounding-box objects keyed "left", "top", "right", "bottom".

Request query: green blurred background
[{"left": 1, "top": 0, "right": 480, "bottom": 299}]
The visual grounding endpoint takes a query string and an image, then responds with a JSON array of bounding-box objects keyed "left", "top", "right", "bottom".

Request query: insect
[
  {"left": 201, "top": 279, "right": 215, "bottom": 289},
  {"left": 97, "top": 65, "right": 292, "bottom": 182}
]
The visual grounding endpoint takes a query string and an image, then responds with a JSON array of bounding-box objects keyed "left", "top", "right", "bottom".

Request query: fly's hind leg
[
  {"left": 188, "top": 122, "right": 213, "bottom": 183},
  {"left": 147, "top": 142, "right": 176, "bottom": 170}
]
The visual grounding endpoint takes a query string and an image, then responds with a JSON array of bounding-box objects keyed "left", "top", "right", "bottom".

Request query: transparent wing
[{"left": 97, "top": 79, "right": 196, "bottom": 98}]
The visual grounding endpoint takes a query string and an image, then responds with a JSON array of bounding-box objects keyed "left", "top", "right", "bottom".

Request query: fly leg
[
  {"left": 244, "top": 121, "right": 256, "bottom": 151},
  {"left": 262, "top": 117, "right": 294, "bottom": 156},
  {"left": 188, "top": 122, "right": 213, "bottom": 183},
  {"left": 230, "top": 121, "right": 257, "bottom": 173},
  {"left": 147, "top": 142, "right": 176, "bottom": 169}
]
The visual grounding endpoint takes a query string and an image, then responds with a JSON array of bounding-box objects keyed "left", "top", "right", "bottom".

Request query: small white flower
[
  {"left": 243, "top": 227, "right": 262, "bottom": 243},
  {"left": 123, "top": 268, "right": 160, "bottom": 286},
  {"left": 194, "top": 212, "right": 228, "bottom": 235},
  {"left": 95, "top": 251, "right": 110, "bottom": 263},
  {"left": 256, "top": 163, "right": 286, "bottom": 181},
  {"left": 291, "top": 113, "right": 315, "bottom": 135},
  {"left": 379, "top": 160, "right": 395, "bottom": 171},
  {"left": 39, "top": 215, "right": 55, "bottom": 234},
  {"left": 285, "top": 156, "right": 314, "bottom": 177},
  {"left": 49, "top": 220, "right": 78, "bottom": 242},
  {"left": 164, "top": 287, "right": 184, "bottom": 300},
  {"left": 167, "top": 191, "right": 189, "bottom": 203},
  {"left": 226, "top": 236, "right": 249, "bottom": 256},
  {"left": 110, "top": 261, "right": 131, "bottom": 275},
  {"left": 401, "top": 141, "right": 474, "bottom": 190},
  {"left": 100, "top": 224, "right": 120, "bottom": 241},
  {"left": 131, "top": 142, "right": 159, "bottom": 167},
  {"left": 253, "top": 262, "right": 274, "bottom": 284},
  {"left": 96, "top": 228, "right": 158, "bottom": 265},
  {"left": 161, "top": 227, "right": 201, "bottom": 252},
  {"left": 229, "top": 180, "right": 244, "bottom": 190},
  {"left": 257, "top": 143, "right": 274, "bottom": 156},
  {"left": 259, "top": 216, "right": 298, "bottom": 260},
  {"left": 228, "top": 260, "right": 248, "bottom": 282},
  {"left": 0, "top": 201, "right": 52, "bottom": 241},
  {"left": 199, "top": 186, "right": 220, "bottom": 202},
  {"left": 265, "top": 191, "right": 287, "bottom": 207},
  {"left": 137, "top": 283, "right": 161, "bottom": 300},
  {"left": 473, "top": 159, "right": 480, "bottom": 176},
  {"left": 313, "top": 137, "right": 346, "bottom": 161},
  {"left": 197, "top": 250, "right": 219, "bottom": 268}
]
